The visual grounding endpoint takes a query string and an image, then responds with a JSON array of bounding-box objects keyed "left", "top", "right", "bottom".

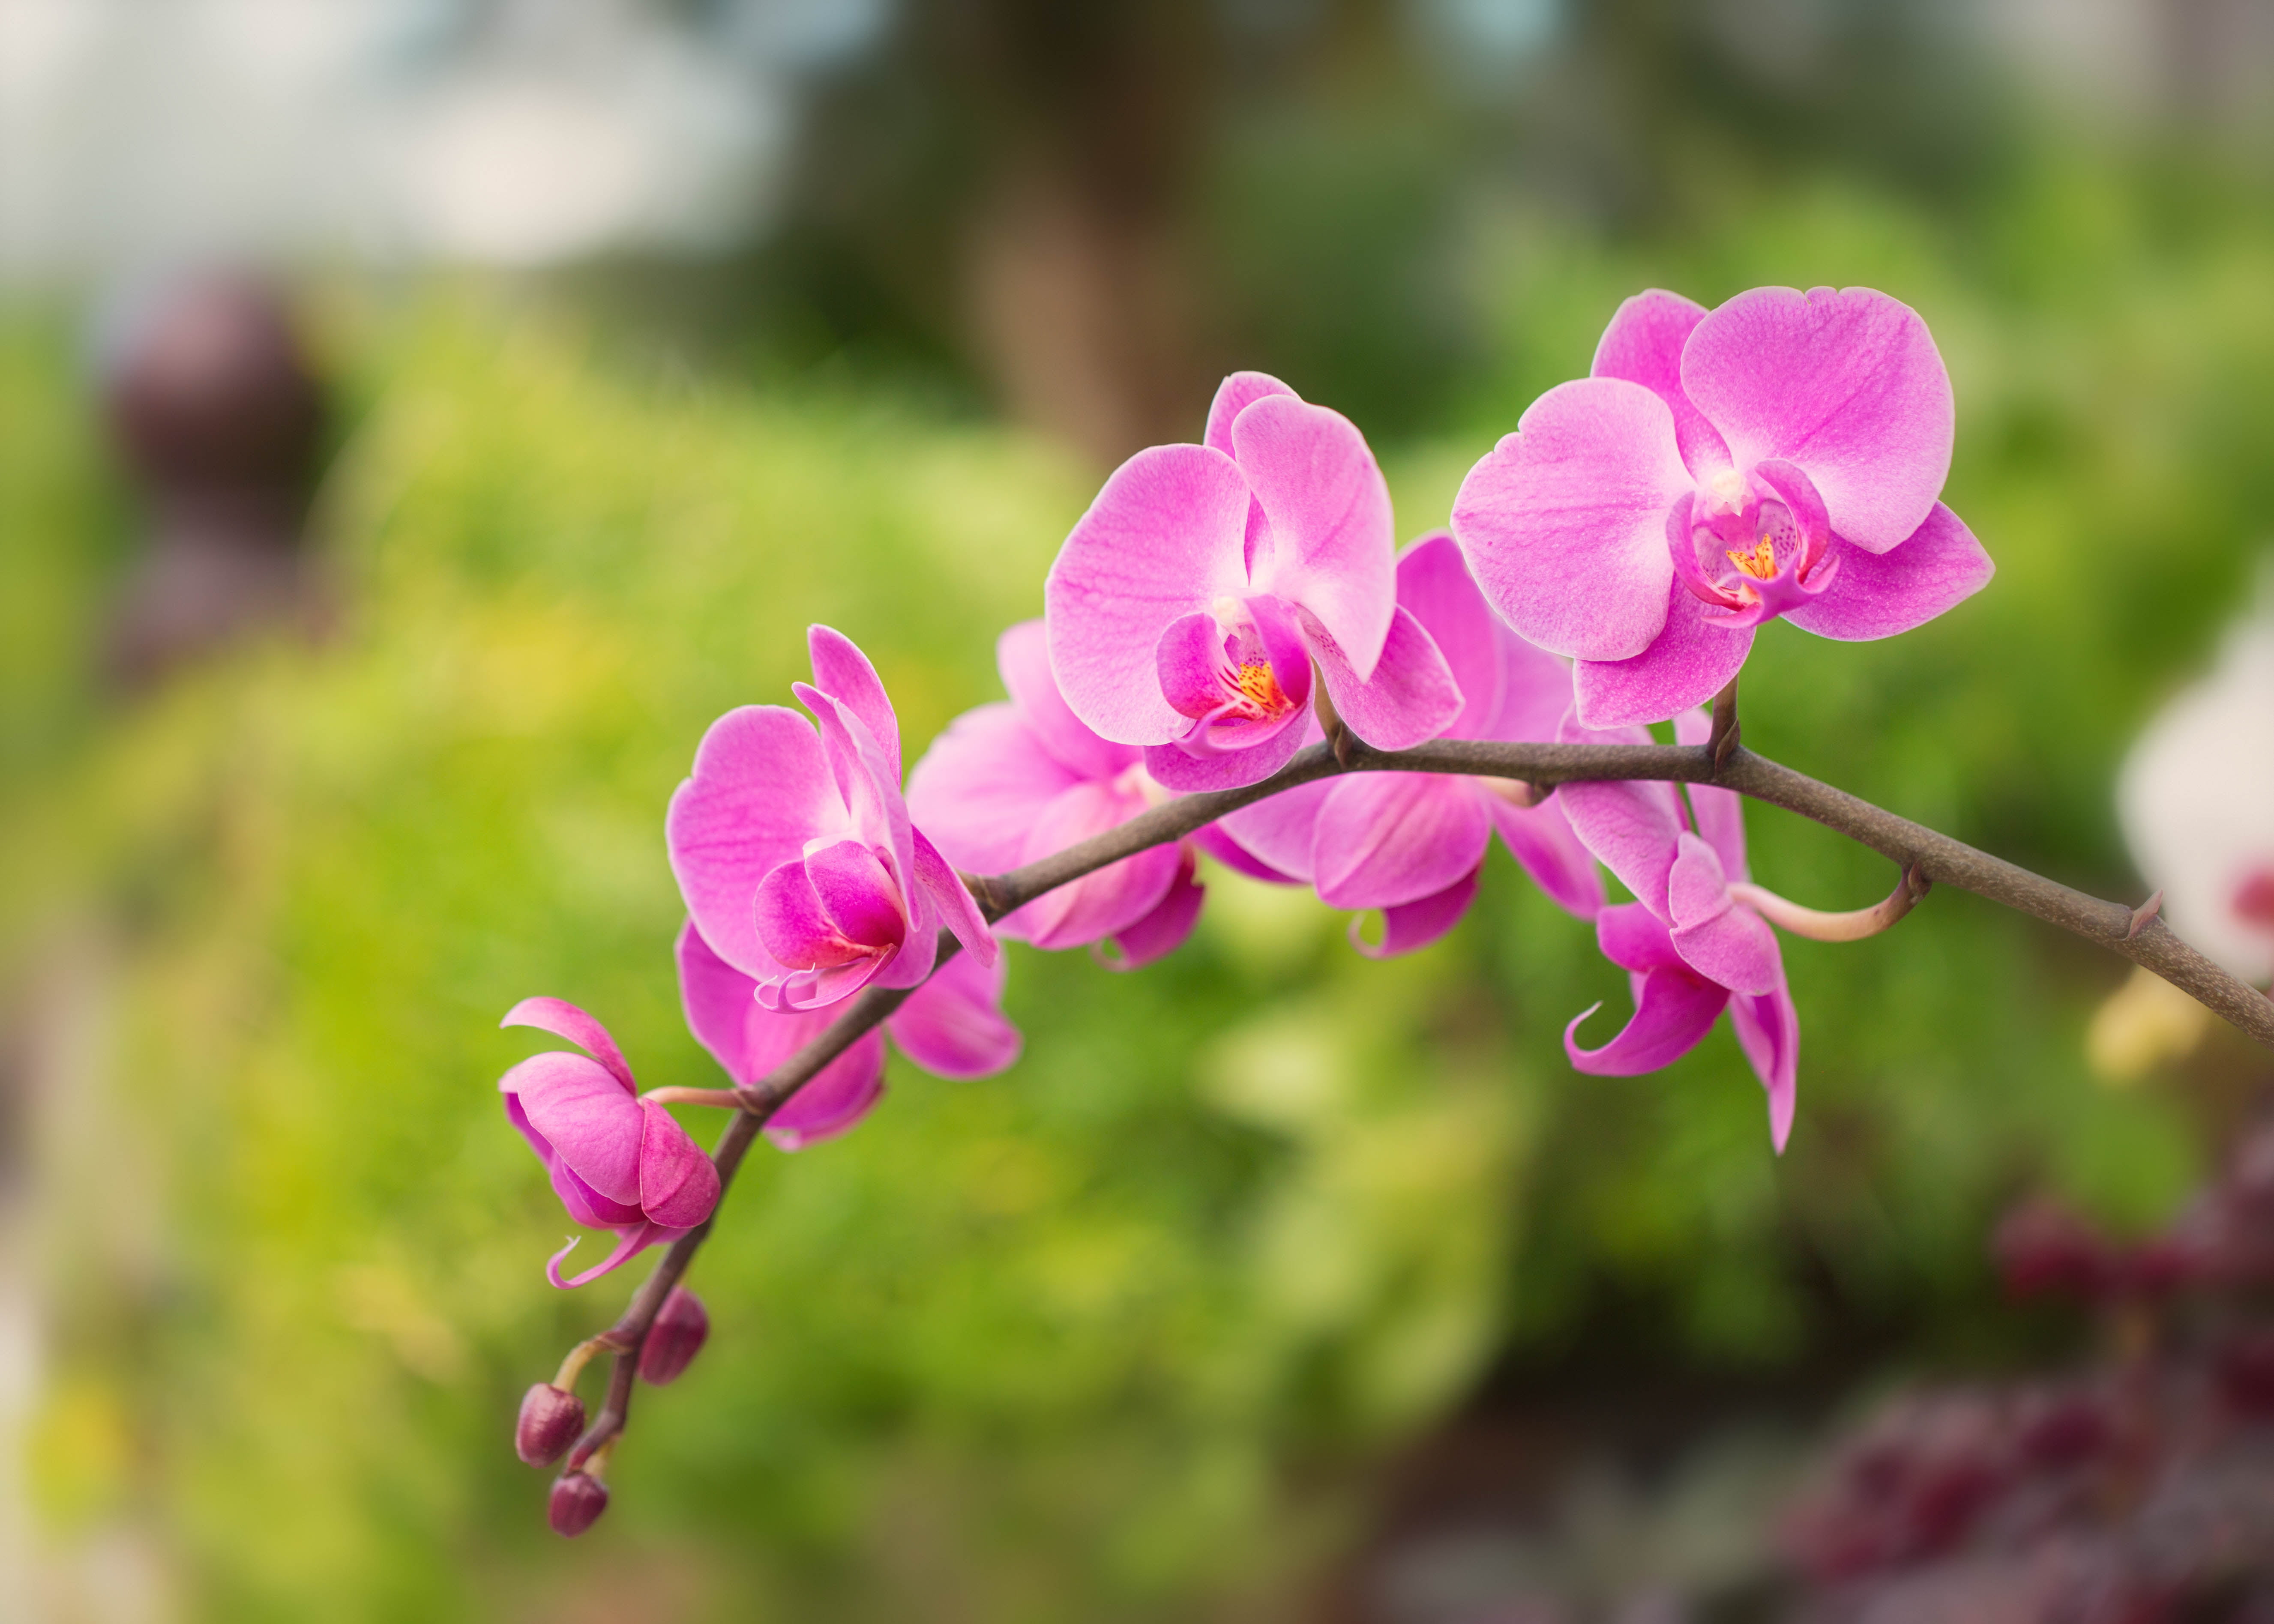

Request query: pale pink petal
[
  {"left": 1666, "top": 831, "right": 1782, "bottom": 996},
  {"left": 1394, "top": 532, "right": 1502, "bottom": 738},
  {"left": 995, "top": 619, "right": 1134, "bottom": 781},
  {"left": 1572, "top": 583, "right": 1754, "bottom": 729},
  {"left": 1141, "top": 718, "right": 1308, "bottom": 793},
  {"left": 911, "top": 825, "right": 998, "bottom": 967},
  {"left": 1450, "top": 376, "right": 1692, "bottom": 661},
  {"left": 667, "top": 705, "right": 840, "bottom": 981},
  {"left": 1104, "top": 853, "right": 1206, "bottom": 968},
  {"left": 1681, "top": 285, "right": 1953, "bottom": 555},
  {"left": 1011, "top": 781, "right": 1179, "bottom": 949},
  {"left": 1590, "top": 288, "right": 1730, "bottom": 479},
  {"left": 1215, "top": 772, "right": 1334, "bottom": 882},
  {"left": 1045, "top": 443, "right": 1252, "bottom": 745},
  {"left": 887, "top": 950, "right": 1021, "bottom": 1078},
  {"left": 1205, "top": 370, "right": 1297, "bottom": 455},
  {"left": 1187, "top": 822, "right": 1303, "bottom": 884},
  {"left": 1555, "top": 712, "right": 1684, "bottom": 918},
  {"left": 764, "top": 1031, "right": 888, "bottom": 1151},
  {"left": 1311, "top": 773, "right": 1492, "bottom": 910},
  {"left": 1564, "top": 966, "right": 1729, "bottom": 1075},
  {"left": 506, "top": 1051, "right": 644, "bottom": 1205},
  {"left": 1352, "top": 867, "right": 1479, "bottom": 958},
  {"left": 904, "top": 702, "right": 1079, "bottom": 876},
  {"left": 500, "top": 997, "right": 636, "bottom": 1092},
  {"left": 1485, "top": 793, "right": 1603, "bottom": 920},
  {"left": 636, "top": 1100, "right": 721, "bottom": 1228},
  {"left": 1783, "top": 503, "right": 1994, "bottom": 641},
  {"left": 796, "top": 686, "right": 913, "bottom": 894},
  {"left": 1233, "top": 393, "right": 1396, "bottom": 677},
  {"left": 1308, "top": 605, "right": 1463, "bottom": 752},
  {"left": 1729, "top": 976, "right": 1800, "bottom": 1152},
  {"left": 806, "top": 623, "right": 902, "bottom": 783},
  {"left": 1481, "top": 625, "right": 1580, "bottom": 748},
  {"left": 1670, "top": 711, "right": 1749, "bottom": 882}
]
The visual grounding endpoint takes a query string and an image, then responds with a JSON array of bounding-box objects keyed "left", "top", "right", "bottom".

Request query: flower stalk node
[
  {"left": 1726, "top": 861, "right": 1929, "bottom": 944},
  {"left": 2128, "top": 889, "right": 2165, "bottom": 939},
  {"left": 1708, "top": 676, "right": 1741, "bottom": 772}
]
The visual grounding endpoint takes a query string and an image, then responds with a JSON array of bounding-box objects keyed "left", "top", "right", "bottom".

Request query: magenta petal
[
  {"left": 1309, "top": 605, "right": 1464, "bottom": 752},
  {"left": 1206, "top": 370, "right": 1297, "bottom": 456},
  {"left": 1591, "top": 288, "right": 1731, "bottom": 479},
  {"left": 1215, "top": 771, "right": 1333, "bottom": 882},
  {"left": 678, "top": 918, "right": 826, "bottom": 1087},
  {"left": 764, "top": 1029, "right": 888, "bottom": 1151},
  {"left": 1187, "top": 822, "right": 1302, "bottom": 884},
  {"left": 1352, "top": 867, "right": 1479, "bottom": 959},
  {"left": 667, "top": 705, "right": 841, "bottom": 981},
  {"left": 500, "top": 998, "right": 637, "bottom": 1092},
  {"left": 806, "top": 623, "right": 902, "bottom": 784},
  {"left": 1142, "top": 718, "right": 1307, "bottom": 793},
  {"left": 755, "top": 860, "right": 869, "bottom": 970},
  {"left": 1681, "top": 285, "right": 1953, "bottom": 555},
  {"left": 1312, "top": 772, "right": 1491, "bottom": 910},
  {"left": 1666, "top": 832, "right": 1782, "bottom": 996},
  {"left": 1565, "top": 966, "right": 1729, "bottom": 1075},
  {"left": 507, "top": 1051, "right": 645, "bottom": 1205},
  {"left": 1730, "top": 976, "right": 1800, "bottom": 1153},
  {"left": 806, "top": 840, "right": 908, "bottom": 948},
  {"left": 547, "top": 1224, "right": 667, "bottom": 1290},
  {"left": 1233, "top": 393, "right": 1396, "bottom": 678},
  {"left": 1554, "top": 719, "right": 1685, "bottom": 919},
  {"left": 636, "top": 1100, "right": 721, "bottom": 1229},
  {"left": 995, "top": 619, "right": 1134, "bottom": 781},
  {"left": 549, "top": 1157, "right": 646, "bottom": 1231},
  {"left": 1572, "top": 582, "right": 1754, "bottom": 729},
  {"left": 1394, "top": 532, "right": 1503, "bottom": 739},
  {"left": 1594, "top": 900, "right": 1684, "bottom": 974},
  {"left": 1481, "top": 623, "right": 1580, "bottom": 750},
  {"left": 1670, "top": 715, "right": 1750, "bottom": 883},
  {"left": 796, "top": 685, "right": 911, "bottom": 885},
  {"left": 905, "top": 702, "right": 1078, "bottom": 876},
  {"left": 1045, "top": 443, "right": 1253, "bottom": 745},
  {"left": 1450, "top": 376, "right": 1692, "bottom": 662},
  {"left": 911, "top": 825, "right": 999, "bottom": 967},
  {"left": 1013, "top": 781, "right": 1179, "bottom": 949},
  {"left": 1158, "top": 611, "right": 1234, "bottom": 716},
  {"left": 887, "top": 950, "right": 1022, "bottom": 1078},
  {"left": 1784, "top": 503, "right": 1994, "bottom": 641},
  {"left": 1485, "top": 793, "right": 1604, "bottom": 921},
  {"left": 1105, "top": 853, "right": 1206, "bottom": 968}
]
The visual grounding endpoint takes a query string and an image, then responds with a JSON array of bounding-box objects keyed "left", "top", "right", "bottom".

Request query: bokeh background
[{"left": 6, "top": 1, "right": 2274, "bottom": 1618}]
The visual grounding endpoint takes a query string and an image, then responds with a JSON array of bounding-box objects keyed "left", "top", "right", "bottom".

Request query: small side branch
[{"left": 1729, "top": 862, "right": 1930, "bottom": 943}]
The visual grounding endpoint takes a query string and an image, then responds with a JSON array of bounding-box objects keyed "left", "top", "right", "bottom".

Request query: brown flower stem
[{"left": 553, "top": 733, "right": 2274, "bottom": 1469}]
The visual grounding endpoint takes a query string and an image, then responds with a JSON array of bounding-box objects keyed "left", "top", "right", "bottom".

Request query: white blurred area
[{"left": 0, "top": 0, "right": 887, "bottom": 281}]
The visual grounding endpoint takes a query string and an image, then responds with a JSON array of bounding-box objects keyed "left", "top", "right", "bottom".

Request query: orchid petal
[
  {"left": 806, "top": 840, "right": 907, "bottom": 948},
  {"left": 1555, "top": 712, "right": 1684, "bottom": 918},
  {"left": 806, "top": 624, "right": 902, "bottom": 784},
  {"left": 1451, "top": 376, "right": 1692, "bottom": 662},
  {"left": 905, "top": 703, "right": 1078, "bottom": 876},
  {"left": 1681, "top": 285, "right": 1953, "bottom": 555},
  {"left": 1594, "top": 901, "right": 1685, "bottom": 973},
  {"left": 546, "top": 1224, "right": 668, "bottom": 1290},
  {"left": 1215, "top": 770, "right": 1333, "bottom": 882},
  {"left": 1312, "top": 773, "right": 1492, "bottom": 910},
  {"left": 764, "top": 1030, "right": 889, "bottom": 1151},
  {"left": 995, "top": 619, "right": 1136, "bottom": 781},
  {"left": 677, "top": 919, "right": 824, "bottom": 1086},
  {"left": 1394, "top": 532, "right": 1503, "bottom": 739},
  {"left": 1564, "top": 965, "right": 1729, "bottom": 1075},
  {"left": 1308, "top": 604, "right": 1464, "bottom": 752},
  {"left": 1590, "top": 288, "right": 1731, "bottom": 479},
  {"left": 636, "top": 1100, "right": 721, "bottom": 1229},
  {"left": 1572, "top": 581, "right": 1755, "bottom": 729},
  {"left": 1187, "top": 821, "right": 1303, "bottom": 884},
  {"left": 1729, "top": 975, "right": 1801, "bottom": 1153},
  {"left": 1485, "top": 792, "right": 1604, "bottom": 920},
  {"left": 1142, "top": 716, "right": 1308, "bottom": 793},
  {"left": 1352, "top": 867, "right": 1479, "bottom": 959},
  {"left": 548, "top": 1158, "right": 646, "bottom": 1231},
  {"left": 506, "top": 1050, "right": 645, "bottom": 1205},
  {"left": 1207, "top": 371, "right": 1297, "bottom": 576},
  {"left": 1012, "top": 781, "right": 1180, "bottom": 948},
  {"left": 1045, "top": 443, "right": 1252, "bottom": 745},
  {"left": 887, "top": 951, "right": 1022, "bottom": 1078},
  {"left": 1104, "top": 853, "right": 1207, "bottom": 967},
  {"left": 500, "top": 997, "right": 636, "bottom": 1093},
  {"left": 1672, "top": 711, "right": 1750, "bottom": 883},
  {"left": 755, "top": 859, "right": 874, "bottom": 971},
  {"left": 1667, "top": 831, "right": 1781, "bottom": 996},
  {"left": 1783, "top": 503, "right": 1994, "bottom": 641},
  {"left": 911, "top": 826, "right": 997, "bottom": 967},
  {"left": 1233, "top": 393, "right": 1396, "bottom": 677}
]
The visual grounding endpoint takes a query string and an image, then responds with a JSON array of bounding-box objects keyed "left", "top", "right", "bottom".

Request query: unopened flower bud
[
  {"left": 1993, "top": 1199, "right": 2115, "bottom": 1302},
  {"left": 515, "top": 1383, "right": 586, "bottom": 1467},
  {"left": 548, "top": 1470, "right": 609, "bottom": 1537},
  {"left": 637, "top": 1286, "right": 709, "bottom": 1386}
]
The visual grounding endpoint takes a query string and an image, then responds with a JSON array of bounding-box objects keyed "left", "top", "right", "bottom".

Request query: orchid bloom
[
  {"left": 1213, "top": 532, "right": 1603, "bottom": 954},
  {"left": 1045, "top": 371, "right": 1463, "bottom": 793},
  {"left": 906, "top": 619, "right": 1293, "bottom": 969},
  {"left": 677, "top": 920, "right": 1020, "bottom": 1151},
  {"left": 500, "top": 998, "right": 722, "bottom": 1287},
  {"left": 1558, "top": 712, "right": 1801, "bottom": 1150},
  {"left": 1453, "top": 286, "right": 1995, "bottom": 727},
  {"left": 667, "top": 625, "right": 996, "bottom": 1013}
]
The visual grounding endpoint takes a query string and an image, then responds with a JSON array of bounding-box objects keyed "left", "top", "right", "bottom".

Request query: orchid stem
[
  {"left": 1727, "top": 861, "right": 1930, "bottom": 943},
  {"left": 638, "top": 1087, "right": 747, "bottom": 1109},
  {"left": 1708, "top": 676, "right": 1741, "bottom": 771}
]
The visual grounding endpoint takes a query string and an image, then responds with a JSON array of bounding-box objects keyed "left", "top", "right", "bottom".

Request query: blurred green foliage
[{"left": 7, "top": 137, "right": 2274, "bottom": 1620}]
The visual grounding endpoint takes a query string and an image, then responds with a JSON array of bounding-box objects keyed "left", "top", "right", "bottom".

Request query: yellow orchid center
[
  {"left": 1234, "top": 659, "right": 1286, "bottom": 712},
  {"left": 1726, "top": 534, "right": 1778, "bottom": 582}
]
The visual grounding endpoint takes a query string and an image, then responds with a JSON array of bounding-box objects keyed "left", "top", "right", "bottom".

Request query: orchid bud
[
  {"left": 548, "top": 1470, "right": 609, "bottom": 1537},
  {"left": 637, "top": 1287, "right": 709, "bottom": 1386},
  {"left": 515, "top": 1382, "right": 586, "bottom": 1467},
  {"left": 1992, "top": 1199, "right": 2115, "bottom": 1302}
]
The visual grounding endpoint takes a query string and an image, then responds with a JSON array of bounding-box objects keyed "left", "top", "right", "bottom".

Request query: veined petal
[
  {"left": 1555, "top": 712, "right": 1684, "bottom": 918},
  {"left": 1187, "top": 822, "right": 1303, "bottom": 884},
  {"left": 1564, "top": 966, "right": 1729, "bottom": 1075},
  {"left": 905, "top": 702, "right": 1079, "bottom": 876},
  {"left": 667, "top": 704, "right": 841, "bottom": 981},
  {"left": 764, "top": 1030, "right": 888, "bottom": 1151},
  {"left": 912, "top": 826, "right": 998, "bottom": 967},
  {"left": 1307, "top": 604, "right": 1464, "bottom": 752},
  {"left": 1395, "top": 532, "right": 1503, "bottom": 739},
  {"left": 756, "top": 860, "right": 874, "bottom": 970},
  {"left": 1142, "top": 718, "right": 1307, "bottom": 793},
  {"left": 677, "top": 918, "right": 830, "bottom": 1087},
  {"left": 1572, "top": 581, "right": 1754, "bottom": 729},
  {"left": 1671, "top": 709, "right": 1750, "bottom": 883},
  {"left": 1045, "top": 443, "right": 1252, "bottom": 745},
  {"left": 1451, "top": 376, "right": 1692, "bottom": 662},
  {"left": 1591, "top": 288, "right": 1731, "bottom": 479},
  {"left": 1312, "top": 772, "right": 1492, "bottom": 911},
  {"left": 796, "top": 685, "right": 913, "bottom": 892},
  {"left": 636, "top": 1100, "right": 721, "bottom": 1229},
  {"left": 1215, "top": 770, "right": 1333, "bottom": 882},
  {"left": 996, "top": 619, "right": 1135, "bottom": 781},
  {"left": 806, "top": 840, "right": 908, "bottom": 949},
  {"left": 1784, "top": 503, "right": 1994, "bottom": 641},
  {"left": 1485, "top": 792, "right": 1603, "bottom": 920},
  {"left": 1206, "top": 370, "right": 1297, "bottom": 456},
  {"left": 1012, "top": 781, "right": 1180, "bottom": 948},
  {"left": 1729, "top": 976, "right": 1800, "bottom": 1153},
  {"left": 1234, "top": 393, "right": 1396, "bottom": 678},
  {"left": 1352, "top": 868, "right": 1479, "bottom": 959},
  {"left": 1667, "top": 831, "right": 1782, "bottom": 996},
  {"left": 500, "top": 997, "right": 636, "bottom": 1093},
  {"left": 1106, "top": 852, "right": 1207, "bottom": 967},
  {"left": 506, "top": 1050, "right": 644, "bottom": 1206},
  {"left": 1482, "top": 623, "right": 1580, "bottom": 752},
  {"left": 1681, "top": 285, "right": 1953, "bottom": 556},
  {"left": 887, "top": 950, "right": 1021, "bottom": 1078},
  {"left": 548, "top": 1157, "right": 646, "bottom": 1231},
  {"left": 806, "top": 624, "right": 902, "bottom": 784},
  {"left": 1158, "top": 611, "right": 1236, "bottom": 716},
  {"left": 1594, "top": 900, "right": 1684, "bottom": 973}
]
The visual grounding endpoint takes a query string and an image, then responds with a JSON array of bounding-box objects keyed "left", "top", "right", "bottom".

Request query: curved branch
[{"left": 561, "top": 734, "right": 2274, "bottom": 1463}]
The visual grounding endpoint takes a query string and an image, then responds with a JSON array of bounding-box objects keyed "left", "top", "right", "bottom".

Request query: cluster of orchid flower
[{"left": 500, "top": 285, "right": 1998, "bottom": 1533}]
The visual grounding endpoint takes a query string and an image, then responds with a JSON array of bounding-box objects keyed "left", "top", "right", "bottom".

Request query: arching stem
[{"left": 1727, "top": 861, "right": 1931, "bottom": 942}]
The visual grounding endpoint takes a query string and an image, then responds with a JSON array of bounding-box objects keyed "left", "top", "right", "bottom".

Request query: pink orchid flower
[
  {"left": 667, "top": 625, "right": 996, "bottom": 1013},
  {"left": 1558, "top": 712, "right": 1801, "bottom": 1151},
  {"left": 500, "top": 998, "right": 722, "bottom": 1287},
  {"left": 1045, "top": 371, "right": 1464, "bottom": 793},
  {"left": 677, "top": 920, "right": 1021, "bottom": 1151},
  {"left": 1211, "top": 532, "right": 1603, "bottom": 955},
  {"left": 1453, "top": 286, "right": 1995, "bottom": 727},
  {"left": 906, "top": 619, "right": 1294, "bottom": 969}
]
